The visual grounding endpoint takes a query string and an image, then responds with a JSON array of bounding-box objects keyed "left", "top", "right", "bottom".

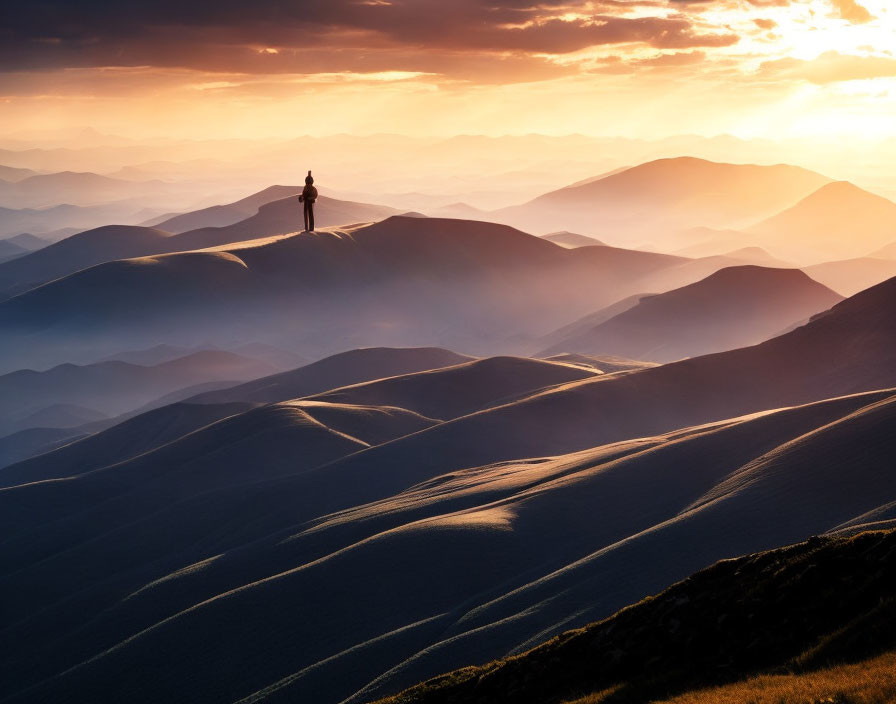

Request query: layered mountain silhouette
[
  {"left": 539, "top": 266, "right": 843, "bottom": 362},
  {"left": 0, "top": 190, "right": 401, "bottom": 301},
  {"left": 308, "top": 356, "right": 598, "bottom": 420},
  {"left": 145, "top": 185, "right": 306, "bottom": 232},
  {"left": 0, "top": 202, "right": 142, "bottom": 238},
  {"left": 0, "top": 350, "right": 274, "bottom": 436},
  {"left": 2, "top": 379, "right": 892, "bottom": 703},
  {"left": 0, "top": 238, "right": 28, "bottom": 264},
  {"left": 1, "top": 275, "right": 894, "bottom": 703},
  {"left": 2, "top": 151, "right": 894, "bottom": 704},
  {"left": 0, "top": 225, "right": 174, "bottom": 300},
  {"left": 871, "top": 240, "right": 896, "bottom": 259},
  {"left": 0, "top": 346, "right": 464, "bottom": 471},
  {"left": 490, "top": 158, "right": 831, "bottom": 241},
  {"left": 803, "top": 256, "right": 896, "bottom": 296},
  {"left": 720, "top": 246, "right": 792, "bottom": 267},
  {"left": 750, "top": 181, "right": 896, "bottom": 262},
  {"left": 187, "top": 346, "right": 473, "bottom": 405},
  {"left": 3, "top": 233, "right": 48, "bottom": 251},
  {"left": 540, "top": 231, "right": 605, "bottom": 248},
  {"left": 0, "top": 217, "right": 754, "bottom": 369},
  {"left": 0, "top": 171, "right": 176, "bottom": 209}
]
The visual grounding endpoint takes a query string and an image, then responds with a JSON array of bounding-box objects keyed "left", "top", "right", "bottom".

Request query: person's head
[{"left": 305, "top": 170, "right": 314, "bottom": 185}]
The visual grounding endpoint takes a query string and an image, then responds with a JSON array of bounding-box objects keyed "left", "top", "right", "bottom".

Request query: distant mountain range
[
  {"left": 2, "top": 152, "right": 895, "bottom": 704},
  {"left": 0, "top": 170, "right": 179, "bottom": 209},
  {"left": 484, "top": 157, "right": 832, "bottom": 242},
  {"left": 749, "top": 180, "right": 896, "bottom": 263},
  {"left": 0, "top": 216, "right": 794, "bottom": 369},
  {"left": 540, "top": 265, "right": 843, "bottom": 362},
  {"left": 0, "top": 350, "right": 275, "bottom": 437}
]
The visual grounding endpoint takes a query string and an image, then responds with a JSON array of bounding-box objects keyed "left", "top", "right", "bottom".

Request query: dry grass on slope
[{"left": 567, "top": 651, "right": 896, "bottom": 704}]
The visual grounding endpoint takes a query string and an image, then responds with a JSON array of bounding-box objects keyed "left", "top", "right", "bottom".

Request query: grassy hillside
[
  {"left": 374, "top": 529, "right": 896, "bottom": 704},
  {"left": 636, "top": 652, "right": 896, "bottom": 704}
]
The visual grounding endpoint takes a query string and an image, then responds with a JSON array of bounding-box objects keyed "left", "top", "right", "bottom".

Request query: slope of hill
[
  {"left": 540, "top": 266, "right": 843, "bottom": 362},
  {"left": 671, "top": 227, "right": 753, "bottom": 257},
  {"left": 0, "top": 192, "right": 401, "bottom": 300},
  {"left": 148, "top": 185, "right": 304, "bottom": 233},
  {"left": 0, "top": 202, "right": 143, "bottom": 238},
  {"left": 0, "top": 217, "right": 728, "bottom": 368},
  {"left": 646, "top": 652, "right": 896, "bottom": 704},
  {"left": 541, "top": 353, "right": 658, "bottom": 374},
  {"left": 372, "top": 529, "right": 896, "bottom": 704},
  {"left": 0, "top": 350, "right": 274, "bottom": 436},
  {"left": 540, "top": 232, "right": 605, "bottom": 248},
  {"left": 12, "top": 403, "right": 107, "bottom": 430},
  {"left": 491, "top": 158, "right": 831, "bottom": 242},
  {"left": 295, "top": 274, "right": 896, "bottom": 496},
  {"left": 871, "top": 241, "right": 896, "bottom": 259},
  {"left": 188, "top": 347, "right": 473, "bottom": 405},
  {"left": 3, "top": 233, "right": 48, "bottom": 251},
  {"left": 534, "top": 293, "right": 652, "bottom": 354},
  {"left": 166, "top": 193, "right": 401, "bottom": 251},
  {"left": 0, "top": 170, "right": 176, "bottom": 209},
  {"left": 0, "top": 401, "right": 255, "bottom": 488},
  {"left": 2, "top": 387, "right": 893, "bottom": 704},
  {"left": 0, "top": 165, "right": 38, "bottom": 182},
  {"left": 0, "top": 238, "right": 28, "bottom": 264},
  {"left": 803, "top": 256, "right": 896, "bottom": 297},
  {"left": 720, "top": 246, "right": 792, "bottom": 267},
  {"left": 750, "top": 181, "right": 896, "bottom": 263},
  {"left": 0, "top": 427, "right": 86, "bottom": 471},
  {"left": 0, "top": 225, "right": 174, "bottom": 300},
  {"left": 309, "top": 356, "right": 597, "bottom": 420}
]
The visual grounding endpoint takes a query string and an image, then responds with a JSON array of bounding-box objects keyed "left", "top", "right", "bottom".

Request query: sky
[{"left": 1, "top": 0, "right": 896, "bottom": 140}]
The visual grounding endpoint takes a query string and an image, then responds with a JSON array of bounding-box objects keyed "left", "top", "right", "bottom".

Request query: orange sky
[{"left": 1, "top": 0, "right": 895, "bottom": 140}]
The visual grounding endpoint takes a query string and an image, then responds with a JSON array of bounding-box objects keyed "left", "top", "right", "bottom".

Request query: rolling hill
[
  {"left": 308, "top": 356, "right": 598, "bottom": 420},
  {"left": 802, "top": 256, "right": 896, "bottom": 297},
  {"left": 2, "top": 233, "right": 48, "bottom": 251},
  {"left": 490, "top": 158, "right": 831, "bottom": 242},
  {"left": 871, "top": 240, "right": 896, "bottom": 259},
  {"left": 372, "top": 529, "right": 896, "bottom": 704},
  {"left": 0, "top": 170, "right": 176, "bottom": 209},
  {"left": 146, "top": 185, "right": 305, "bottom": 233},
  {"left": 0, "top": 238, "right": 28, "bottom": 264},
  {"left": 165, "top": 192, "right": 400, "bottom": 251},
  {"left": 0, "top": 217, "right": 743, "bottom": 369},
  {"left": 0, "top": 350, "right": 274, "bottom": 436},
  {"left": 0, "top": 225, "right": 174, "bottom": 300},
  {"left": 0, "top": 201, "right": 145, "bottom": 238},
  {"left": 0, "top": 191, "right": 401, "bottom": 300},
  {"left": 750, "top": 181, "right": 896, "bottom": 263},
  {"left": 540, "top": 232, "right": 605, "bottom": 248},
  {"left": 539, "top": 266, "right": 843, "bottom": 362},
  {"left": 1, "top": 384, "right": 893, "bottom": 704},
  {"left": 1, "top": 277, "right": 894, "bottom": 702},
  {"left": 187, "top": 346, "right": 473, "bottom": 405}
]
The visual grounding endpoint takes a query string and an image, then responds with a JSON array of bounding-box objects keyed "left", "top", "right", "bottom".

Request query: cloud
[
  {"left": 760, "top": 51, "right": 896, "bottom": 84},
  {"left": 0, "top": 0, "right": 738, "bottom": 79},
  {"left": 829, "top": 0, "right": 874, "bottom": 24}
]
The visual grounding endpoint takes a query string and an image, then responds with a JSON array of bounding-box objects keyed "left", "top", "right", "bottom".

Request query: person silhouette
[{"left": 298, "top": 171, "right": 318, "bottom": 231}]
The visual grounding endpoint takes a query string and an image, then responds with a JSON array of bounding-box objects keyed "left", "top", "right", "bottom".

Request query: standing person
[{"left": 298, "top": 171, "right": 318, "bottom": 231}]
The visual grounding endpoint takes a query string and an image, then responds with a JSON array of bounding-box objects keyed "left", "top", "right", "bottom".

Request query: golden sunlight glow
[{"left": 1, "top": 0, "right": 895, "bottom": 143}]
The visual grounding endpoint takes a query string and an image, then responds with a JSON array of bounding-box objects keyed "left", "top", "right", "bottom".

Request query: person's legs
[
  {"left": 303, "top": 201, "right": 311, "bottom": 231},
  {"left": 308, "top": 203, "right": 315, "bottom": 231}
]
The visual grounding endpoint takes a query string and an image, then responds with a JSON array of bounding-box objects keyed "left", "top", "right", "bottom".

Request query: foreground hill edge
[{"left": 369, "top": 529, "right": 896, "bottom": 704}]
